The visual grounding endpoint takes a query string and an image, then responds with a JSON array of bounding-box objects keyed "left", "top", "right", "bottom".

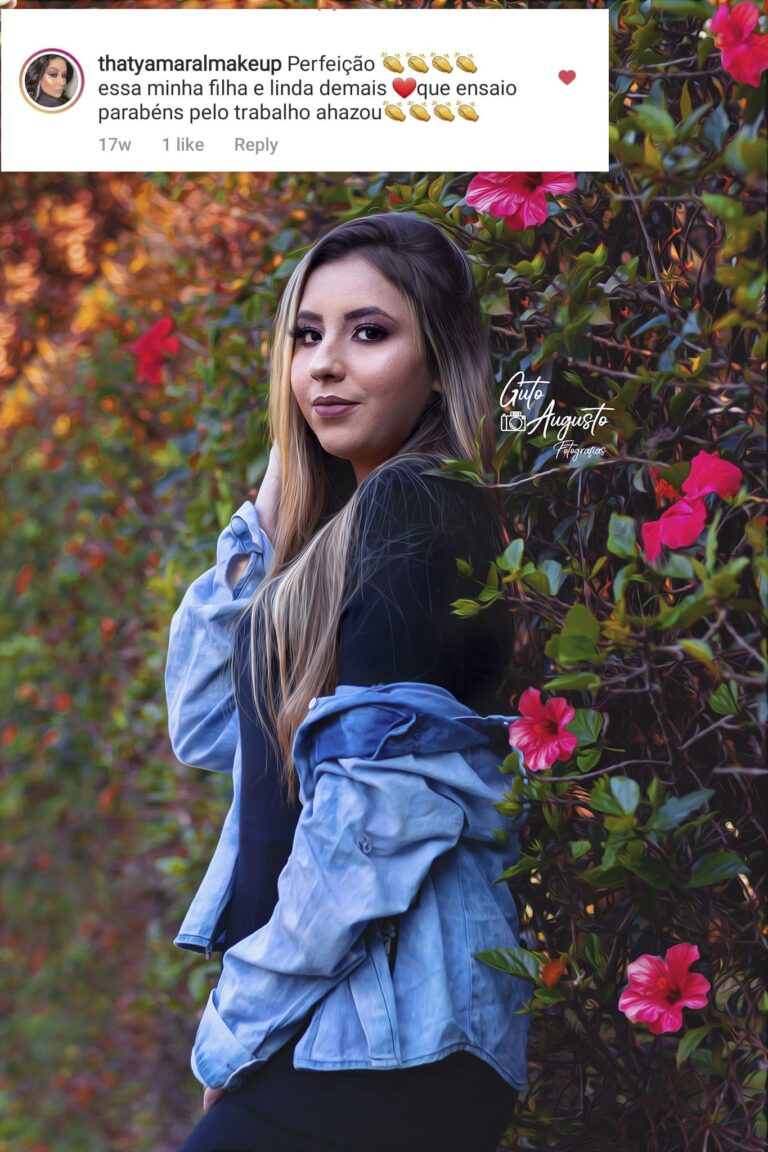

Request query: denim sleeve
[
  {"left": 190, "top": 750, "right": 465, "bottom": 1088},
  {"left": 164, "top": 501, "right": 274, "bottom": 773}
]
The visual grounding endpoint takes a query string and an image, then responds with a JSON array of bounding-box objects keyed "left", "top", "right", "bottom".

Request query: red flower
[
  {"left": 618, "top": 943, "right": 711, "bottom": 1035},
  {"left": 649, "top": 467, "right": 681, "bottom": 507},
  {"left": 130, "top": 317, "right": 180, "bottom": 385},
  {"left": 709, "top": 2, "right": 768, "bottom": 87},
  {"left": 466, "top": 172, "right": 577, "bottom": 230},
  {"left": 641, "top": 497, "right": 707, "bottom": 562},
  {"left": 540, "top": 957, "right": 567, "bottom": 988},
  {"left": 508, "top": 687, "right": 578, "bottom": 773},
  {"left": 682, "top": 449, "right": 742, "bottom": 501}
]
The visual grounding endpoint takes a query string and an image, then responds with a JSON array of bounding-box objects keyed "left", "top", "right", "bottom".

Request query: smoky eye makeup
[{"left": 352, "top": 323, "right": 389, "bottom": 341}]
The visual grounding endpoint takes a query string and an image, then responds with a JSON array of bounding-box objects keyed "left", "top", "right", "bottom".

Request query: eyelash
[{"left": 289, "top": 323, "right": 388, "bottom": 345}]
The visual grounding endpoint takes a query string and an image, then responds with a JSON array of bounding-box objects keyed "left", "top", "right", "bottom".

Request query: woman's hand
[
  {"left": 254, "top": 443, "right": 282, "bottom": 547},
  {"left": 203, "top": 1086, "right": 226, "bottom": 1113}
]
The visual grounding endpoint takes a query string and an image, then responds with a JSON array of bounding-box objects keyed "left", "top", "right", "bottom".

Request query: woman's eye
[
  {"left": 290, "top": 326, "right": 321, "bottom": 345},
  {"left": 355, "top": 324, "right": 388, "bottom": 342}
]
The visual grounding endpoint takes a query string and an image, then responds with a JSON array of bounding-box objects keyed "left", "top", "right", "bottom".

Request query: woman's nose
[{"left": 309, "top": 337, "right": 345, "bottom": 381}]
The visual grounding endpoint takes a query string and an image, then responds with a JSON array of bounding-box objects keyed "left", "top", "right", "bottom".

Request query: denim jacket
[{"left": 165, "top": 505, "right": 531, "bottom": 1093}]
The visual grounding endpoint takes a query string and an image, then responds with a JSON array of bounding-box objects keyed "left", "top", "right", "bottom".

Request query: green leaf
[
  {"left": 607, "top": 514, "right": 638, "bottom": 559},
  {"left": 686, "top": 851, "right": 748, "bottom": 889},
  {"left": 558, "top": 604, "right": 601, "bottom": 663},
  {"left": 621, "top": 852, "right": 671, "bottom": 889},
  {"left": 498, "top": 538, "right": 525, "bottom": 574},
  {"left": 540, "top": 559, "right": 567, "bottom": 595},
  {"left": 569, "top": 840, "right": 591, "bottom": 861},
  {"left": 588, "top": 778, "right": 622, "bottom": 815},
  {"left": 647, "top": 777, "right": 665, "bottom": 808},
  {"left": 669, "top": 387, "right": 699, "bottom": 422},
  {"left": 709, "top": 681, "right": 741, "bottom": 717},
  {"left": 497, "top": 855, "right": 540, "bottom": 882},
  {"left": 450, "top": 598, "right": 482, "bottom": 618},
  {"left": 580, "top": 865, "right": 629, "bottom": 890},
  {"left": 576, "top": 748, "right": 602, "bottom": 772},
  {"left": 566, "top": 708, "right": 604, "bottom": 746},
  {"left": 604, "top": 813, "right": 637, "bottom": 834},
  {"left": 652, "top": 0, "right": 712, "bottom": 15},
  {"left": 543, "top": 671, "right": 601, "bottom": 691},
  {"left": 649, "top": 789, "right": 714, "bottom": 832},
  {"left": 610, "top": 776, "right": 640, "bottom": 815},
  {"left": 579, "top": 932, "right": 606, "bottom": 978},
  {"left": 704, "top": 557, "right": 750, "bottom": 599},
  {"left": 636, "top": 103, "right": 676, "bottom": 144},
  {"left": 613, "top": 563, "right": 639, "bottom": 602},
  {"left": 680, "top": 81, "right": 692, "bottom": 122},
  {"left": 701, "top": 193, "right": 745, "bottom": 223},
  {"left": 676, "top": 1025, "right": 713, "bottom": 1070},
  {"left": 656, "top": 554, "right": 695, "bottom": 580},
  {"left": 475, "top": 946, "right": 540, "bottom": 983},
  {"left": 679, "top": 639, "right": 718, "bottom": 673}
]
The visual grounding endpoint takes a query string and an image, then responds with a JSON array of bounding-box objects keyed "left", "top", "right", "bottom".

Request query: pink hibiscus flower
[
  {"left": 130, "top": 317, "right": 180, "bottom": 385},
  {"left": 466, "top": 172, "right": 577, "bottom": 230},
  {"left": 508, "top": 687, "right": 578, "bottom": 773},
  {"left": 618, "top": 942, "right": 711, "bottom": 1035},
  {"left": 709, "top": 1, "right": 768, "bottom": 87},
  {"left": 682, "top": 449, "right": 742, "bottom": 501},
  {"left": 641, "top": 497, "right": 707, "bottom": 563}
]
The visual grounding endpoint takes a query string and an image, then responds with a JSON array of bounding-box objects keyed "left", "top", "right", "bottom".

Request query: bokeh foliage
[{"left": 1, "top": 1, "right": 766, "bottom": 1151}]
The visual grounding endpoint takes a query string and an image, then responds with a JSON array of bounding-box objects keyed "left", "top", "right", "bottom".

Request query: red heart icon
[
  {"left": 393, "top": 77, "right": 416, "bottom": 98},
  {"left": 559, "top": 70, "right": 576, "bottom": 85}
]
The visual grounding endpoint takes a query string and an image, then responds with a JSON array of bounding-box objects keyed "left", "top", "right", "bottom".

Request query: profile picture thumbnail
[{"left": 22, "top": 50, "right": 83, "bottom": 112}]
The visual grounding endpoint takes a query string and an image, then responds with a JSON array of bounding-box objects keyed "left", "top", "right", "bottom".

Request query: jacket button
[
  {"left": 358, "top": 836, "right": 371, "bottom": 854},
  {"left": 308, "top": 697, "right": 317, "bottom": 710}
]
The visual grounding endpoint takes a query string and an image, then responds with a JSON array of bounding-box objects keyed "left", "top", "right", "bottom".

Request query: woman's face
[
  {"left": 290, "top": 254, "right": 440, "bottom": 484},
  {"left": 40, "top": 58, "right": 68, "bottom": 99}
]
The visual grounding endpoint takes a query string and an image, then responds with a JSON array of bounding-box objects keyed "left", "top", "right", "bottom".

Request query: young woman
[
  {"left": 25, "top": 55, "right": 73, "bottom": 108},
  {"left": 165, "top": 213, "right": 531, "bottom": 1152}
]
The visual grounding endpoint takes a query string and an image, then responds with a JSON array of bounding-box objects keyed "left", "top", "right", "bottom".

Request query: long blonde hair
[{"left": 234, "top": 213, "right": 499, "bottom": 800}]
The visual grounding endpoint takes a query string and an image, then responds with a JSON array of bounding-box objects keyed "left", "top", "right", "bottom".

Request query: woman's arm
[
  {"left": 165, "top": 448, "right": 281, "bottom": 771},
  {"left": 225, "top": 445, "right": 281, "bottom": 588},
  {"left": 164, "top": 500, "right": 275, "bottom": 772}
]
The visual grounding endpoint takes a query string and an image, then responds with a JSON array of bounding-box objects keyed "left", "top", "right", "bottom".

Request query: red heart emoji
[
  {"left": 393, "top": 77, "right": 416, "bottom": 98},
  {"left": 559, "top": 70, "right": 576, "bottom": 85}
]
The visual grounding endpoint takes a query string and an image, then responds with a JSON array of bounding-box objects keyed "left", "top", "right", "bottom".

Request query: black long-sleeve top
[{"left": 224, "top": 464, "right": 513, "bottom": 951}]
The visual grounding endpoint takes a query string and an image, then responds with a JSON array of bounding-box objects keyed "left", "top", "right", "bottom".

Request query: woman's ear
[{"left": 431, "top": 377, "right": 442, "bottom": 394}]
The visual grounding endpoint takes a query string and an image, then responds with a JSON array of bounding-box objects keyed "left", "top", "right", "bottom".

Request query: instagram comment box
[{"left": 1, "top": 7, "right": 607, "bottom": 173}]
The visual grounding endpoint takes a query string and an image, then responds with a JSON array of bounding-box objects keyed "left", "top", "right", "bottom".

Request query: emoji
[
  {"left": 559, "top": 70, "right": 576, "bottom": 85},
  {"left": 393, "top": 77, "right": 417, "bottom": 98},
  {"left": 407, "top": 55, "right": 429, "bottom": 73},
  {"left": 456, "top": 56, "right": 476, "bottom": 73},
  {"left": 383, "top": 56, "right": 404, "bottom": 73},
  {"left": 385, "top": 103, "right": 406, "bottom": 121},
  {"left": 409, "top": 103, "right": 431, "bottom": 121}
]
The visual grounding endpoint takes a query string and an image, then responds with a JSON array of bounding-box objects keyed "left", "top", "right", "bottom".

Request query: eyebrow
[{"left": 295, "top": 307, "right": 396, "bottom": 323}]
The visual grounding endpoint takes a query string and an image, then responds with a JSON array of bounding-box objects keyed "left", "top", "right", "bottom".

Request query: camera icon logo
[{"left": 500, "top": 411, "right": 527, "bottom": 432}]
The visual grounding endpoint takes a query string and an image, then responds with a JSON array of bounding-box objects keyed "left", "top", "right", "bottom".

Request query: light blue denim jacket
[{"left": 165, "top": 504, "right": 531, "bottom": 1094}]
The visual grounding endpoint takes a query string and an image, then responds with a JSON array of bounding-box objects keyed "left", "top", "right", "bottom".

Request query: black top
[
  {"left": 34, "top": 92, "right": 69, "bottom": 108},
  {"left": 224, "top": 464, "right": 513, "bottom": 951}
]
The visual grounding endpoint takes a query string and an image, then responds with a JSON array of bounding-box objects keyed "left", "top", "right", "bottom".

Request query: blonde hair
[{"left": 233, "top": 213, "right": 499, "bottom": 800}]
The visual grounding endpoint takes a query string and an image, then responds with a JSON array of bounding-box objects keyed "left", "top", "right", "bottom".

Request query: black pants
[{"left": 177, "top": 1039, "right": 518, "bottom": 1152}]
